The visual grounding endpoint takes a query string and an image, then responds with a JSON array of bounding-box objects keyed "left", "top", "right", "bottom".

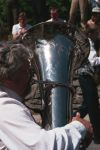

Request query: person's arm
[
  {"left": 12, "top": 25, "right": 27, "bottom": 39},
  {"left": 0, "top": 98, "right": 92, "bottom": 150},
  {"left": 12, "top": 25, "right": 20, "bottom": 39},
  {"left": 87, "top": 20, "right": 94, "bottom": 24},
  {"left": 13, "top": 33, "right": 21, "bottom": 39},
  {"left": 13, "top": 30, "right": 27, "bottom": 39},
  {"left": 72, "top": 116, "right": 93, "bottom": 148}
]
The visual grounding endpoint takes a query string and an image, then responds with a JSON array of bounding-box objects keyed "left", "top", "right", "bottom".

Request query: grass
[{"left": 8, "top": 34, "right": 13, "bottom": 41}]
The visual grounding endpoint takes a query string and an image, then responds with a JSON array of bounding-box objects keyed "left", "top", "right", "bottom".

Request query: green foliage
[
  {"left": 8, "top": 34, "right": 13, "bottom": 40},
  {"left": 0, "top": 0, "right": 35, "bottom": 27},
  {"left": 0, "top": 0, "right": 7, "bottom": 26}
]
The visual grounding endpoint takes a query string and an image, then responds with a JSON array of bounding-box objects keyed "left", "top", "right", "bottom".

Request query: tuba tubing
[{"left": 31, "top": 78, "right": 75, "bottom": 96}]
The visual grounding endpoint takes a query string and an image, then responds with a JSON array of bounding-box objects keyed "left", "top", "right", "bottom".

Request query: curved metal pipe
[{"left": 31, "top": 78, "right": 75, "bottom": 96}]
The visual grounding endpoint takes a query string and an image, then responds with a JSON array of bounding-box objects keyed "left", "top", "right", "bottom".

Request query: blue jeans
[{"left": 74, "top": 75, "right": 100, "bottom": 139}]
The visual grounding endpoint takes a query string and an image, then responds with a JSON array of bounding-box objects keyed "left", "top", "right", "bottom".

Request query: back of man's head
[
  {"left": 83, "top": 24, "right": 98, "bottom": 36},
  {"left": 0, "top": 40, "right": 32, "bottom": 83}
]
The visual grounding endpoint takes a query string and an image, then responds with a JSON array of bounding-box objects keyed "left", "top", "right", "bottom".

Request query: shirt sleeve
[
  {"left": 88, "top": 39, "right": 100, "bottom": 66},
  {"left": 12, "top": 25, "right": 18, "bottom": 34},
  {"left": 0, "top": 99, "right": 86, "bottom": 150}
]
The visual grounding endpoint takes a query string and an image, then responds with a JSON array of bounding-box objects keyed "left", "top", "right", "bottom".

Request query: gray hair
[{"left": 0, "top": 40, "right": 33, "bottom": 83}]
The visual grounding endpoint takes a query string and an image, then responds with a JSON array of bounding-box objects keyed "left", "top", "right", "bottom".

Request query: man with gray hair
[{"left": 0, "top": 40, "right": 93, "bottom": 150}]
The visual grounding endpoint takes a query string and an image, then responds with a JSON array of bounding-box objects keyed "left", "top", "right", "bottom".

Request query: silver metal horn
[{"left": 20, "top": 22, "right": 90, "bottom": 129}]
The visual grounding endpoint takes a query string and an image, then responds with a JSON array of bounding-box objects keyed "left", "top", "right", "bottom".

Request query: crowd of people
[
  {"left": 0, "top": 0, "right": 100, "bottom": 150},
  {"left": 5, "top": 0, "right": 100, "bottom": 38}
]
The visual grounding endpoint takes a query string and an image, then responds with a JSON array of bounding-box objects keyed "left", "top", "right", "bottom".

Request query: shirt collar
[
  {"left": 51, "top": 18, "right": 60, "bottom": 22},
  {"left": 18, "top": 23, "right": 27, "bottom": 29},
  {"left": 88, "top": 38, "right": 95, "bottom": 45},
  {"left": 0, "top": 85, "right": 22, "bottom": 102}
]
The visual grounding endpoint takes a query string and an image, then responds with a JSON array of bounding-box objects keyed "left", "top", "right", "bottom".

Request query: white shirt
[
  {"left": 12, "top": 23, "right": 32, "bottom": 38},
  {"left": 88, "top": 38, "right": 100, "bottom": 66},
  {"left": 0, "top": 86, "right": 86, "bottom": 150},
  {"left": 46, "top": 18, "right": 66, "bottom": 22}
]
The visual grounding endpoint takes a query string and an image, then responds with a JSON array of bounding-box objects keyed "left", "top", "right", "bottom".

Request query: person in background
[
  {"left": 6, "top": 0, "right": 19, "bottom": 32},
  {"left": 0, "top": 40, "right": 93, "bottom": 150},
  {"left": 74, "top": 24, "right": 100, "bottom": 144},
  {"left": 87, "top": 7, "right": 100, "bottom": 24},
  {"left": 68, "top": 0, "right": 88, "bottom": 28},
  {"left": 12, "top": 12, "right": 32, "bottom": 39},
  {"left": 89, "top": 0, "right": 100, "bottom": 8},
  {"left": 0, "top": 26, "right": 9, "bottom": 42},
  {"left": 46, "top": 7, "right": 66, "bottom": 22}
]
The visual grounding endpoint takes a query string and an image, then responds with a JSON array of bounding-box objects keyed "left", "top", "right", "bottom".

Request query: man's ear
[
  {"left": 88, "top": 33, "right": 91, "bottom": 38},
  {"left": 3, "top": 75, "right": 13, "bottom": 83}
]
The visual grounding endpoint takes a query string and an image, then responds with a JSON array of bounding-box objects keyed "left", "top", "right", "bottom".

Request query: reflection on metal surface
[{"left": 20, "top": 22, "right": 90, "bottom": 129}]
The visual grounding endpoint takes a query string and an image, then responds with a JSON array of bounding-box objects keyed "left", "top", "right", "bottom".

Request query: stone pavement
[
  {"left": 87, "top": 141, "right": 100, "bottom": 150},
  {"left": 84, "top": 115, "right": 100, "bottom": 150}
]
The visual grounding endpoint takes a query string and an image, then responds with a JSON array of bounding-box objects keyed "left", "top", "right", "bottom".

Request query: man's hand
[
  {"left": 20, "top": 30, "right": 27, "bottom": 34},
  {"left": 72, "top": 112, "right": 93, "bottom": 148}
]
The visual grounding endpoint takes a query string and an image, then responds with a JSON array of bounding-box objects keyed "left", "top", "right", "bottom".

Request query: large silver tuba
[{"left": 20, "top": 22, "right": 90, "bottom": 130}]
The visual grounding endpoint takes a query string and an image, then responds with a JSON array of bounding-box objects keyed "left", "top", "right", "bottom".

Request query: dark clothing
[
  {"left": 74, "top": 75, "right": 100, "bottom": 139},
  {"left": 6, "top": 0, "right": 19, "bottom": 32},
  {"left": 74, "top": 37, "right": 100, "bottom": 139},
  {"left": 75, "top": 60, "right": 95, "bottom": 77},
  {"left": 31, "top": 0, "right": 46, "bottom": 24}
]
